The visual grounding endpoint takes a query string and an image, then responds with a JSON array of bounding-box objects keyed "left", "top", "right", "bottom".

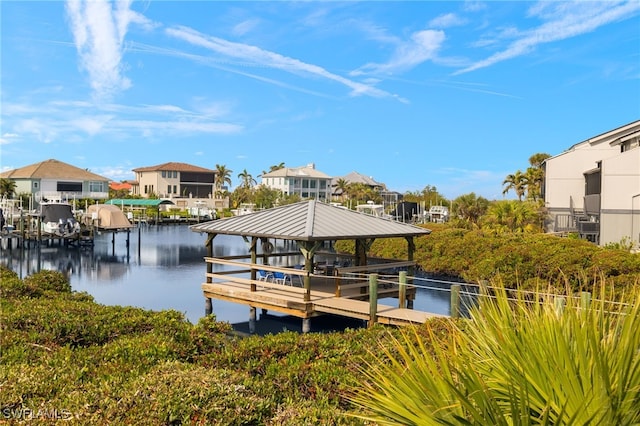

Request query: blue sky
[{"left": 1, "top": 1, "right": 639, "bottom": 200}]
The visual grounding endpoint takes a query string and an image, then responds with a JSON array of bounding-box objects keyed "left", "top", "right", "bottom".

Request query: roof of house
[
  {"left": 567, "top": 120, "right": 640, "bottom": 151},
  {"left": 0, "top": 159, "right": 110, "bottom": 181},
  {"left": 333, "top": 171, "right": 382, "bottom": 187},
  {"left": 109, "top": 182, "right": 133, "bottom": 191},
  {"left": 261, "top": 164, "right": 331, "bottom": 179},
  {"left": 132, "top": 162, "right": 216, "bottom": 173},
  {"left": 190, "top": 200, "right": 430, "bottom": 241}
]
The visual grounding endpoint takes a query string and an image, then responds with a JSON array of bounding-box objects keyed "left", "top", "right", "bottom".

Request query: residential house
[
  {"left": 0, "top": 158, "right": 110, "bottom": 205},
  {"left": 331, "top": 171, "right": 402, "bottom": 208},
  {"left": 260, "top": 163, "right": 332, "bottom": 201},
  {"left": 131, "top": 162, "right": 227, "bottom": 210},
  {"left": 543, "top": 120, "right": 640, "bottom": 246},
  {"left": 109, "top": 181, "right": 133, "bottom": 196}
]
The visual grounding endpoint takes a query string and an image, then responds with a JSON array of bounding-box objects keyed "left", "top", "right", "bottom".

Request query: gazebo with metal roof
[{"left": 190, "top": 200, "right": 432, "bottom": 331}]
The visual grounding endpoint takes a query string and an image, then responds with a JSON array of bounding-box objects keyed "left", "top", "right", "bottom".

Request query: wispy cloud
[
  {"left": 455, "top": 1, "right": 640, "bottom": 75},
  {"left": 231, "top": 18, "right": 261, "bottom": 37},
  {"left": 429, "top": 13, "right": 467, "bottom": 29},
  {"left": 351, "top": 29, "right": 446, "bottom": 76},
  {"left": 165, "top": 25, "right": 398, "bottom": 100},
  {"left": 2, "top": 99, "right": 242, "bottom": 145},
  {"left": 65, "top": 0, "right": 157, "bottom": 100}
]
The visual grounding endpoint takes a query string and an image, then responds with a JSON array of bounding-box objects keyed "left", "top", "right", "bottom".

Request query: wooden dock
[{"left": 202, "top": 256, "right": 446, "bottom": 331}]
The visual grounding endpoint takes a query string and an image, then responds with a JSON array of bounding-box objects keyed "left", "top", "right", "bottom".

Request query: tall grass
[{"left": 349, "top": 284, "right": 640, "bottom": 425}]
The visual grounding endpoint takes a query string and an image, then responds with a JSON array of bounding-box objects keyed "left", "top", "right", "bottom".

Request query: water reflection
[{"left": 1, "top": 225, "right": 464, "bottom": 328}]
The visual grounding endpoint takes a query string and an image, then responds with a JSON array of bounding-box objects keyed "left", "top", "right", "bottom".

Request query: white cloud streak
[
  {"left": 455, "top": 1, "right": 640, "bottom": 75},
  {"left": 352, "top": 29, "right": 446, "bottom": 76},
  {"left": 2, "top": 100, "right": 242, "bottom": 145},
  {"left": 165, "top": 25, "right": 397, "bottom": 100},
  {"left": 65, "top": 0, "right": 156, "bottom": 100},
  {"left": 429, "top": 13, "right": 467, "bottom": 29}
]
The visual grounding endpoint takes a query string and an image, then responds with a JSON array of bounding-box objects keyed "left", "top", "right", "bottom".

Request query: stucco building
[
  {"left": 260, "top": 163, "right": 332, "bottom": 201},
  {"left": 543, "top": 120, "right": 640, "bottom": 246}
]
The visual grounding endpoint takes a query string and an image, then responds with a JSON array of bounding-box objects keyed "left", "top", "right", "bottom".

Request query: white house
[
  {"left": 0, "top": 158, "right": 110, "bottom": 205},
  {"left": 543, "top": 120, "right": 640, "bottom": 246},
  {"left": 260, "top": 163, "right": 332, "bottom": 202}
]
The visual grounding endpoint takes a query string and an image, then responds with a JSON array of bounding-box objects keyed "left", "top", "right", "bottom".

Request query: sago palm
[{"left": 348, "top": 284, "right": 640, "bottom": 425}]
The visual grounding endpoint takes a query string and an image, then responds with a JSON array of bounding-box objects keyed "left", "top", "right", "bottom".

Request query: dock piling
[
  {"left": 398, "top": 271, "right": 407, "bottom": 308},
  {"left": 450, "top": 284, "right": 461, "bottom": 318},
  {"left": 368, "top": 273, "right": 378, "bottom": 327}
]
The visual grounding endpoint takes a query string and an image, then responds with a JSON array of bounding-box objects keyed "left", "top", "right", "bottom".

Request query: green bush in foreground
[
  {"left": 2, "top": 267, "right": 437, "bottom": 424},
  {"left": 349, "top": 284, "right": 640, "bottom": 425}
]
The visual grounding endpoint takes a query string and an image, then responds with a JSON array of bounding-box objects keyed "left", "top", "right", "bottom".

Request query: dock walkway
[{"left": 202, "top": 257, "right": 447, "bottom": 330}]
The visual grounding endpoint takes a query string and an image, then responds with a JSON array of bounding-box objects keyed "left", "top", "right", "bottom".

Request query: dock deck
[{"left": 202, "top": 257, "right": 446, "bottom": 328}]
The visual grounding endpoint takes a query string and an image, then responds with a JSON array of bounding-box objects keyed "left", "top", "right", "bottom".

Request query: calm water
[{"left": 0, "top": 224, "right": 457, "bottom": 329}]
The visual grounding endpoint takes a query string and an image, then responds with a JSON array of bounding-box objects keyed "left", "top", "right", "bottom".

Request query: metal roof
[
  {"left": 190, "top": 200, "right": 431, "bottom": 241},
  {"left": 106, "top": 199, "right": 175, "bottom": 207}
]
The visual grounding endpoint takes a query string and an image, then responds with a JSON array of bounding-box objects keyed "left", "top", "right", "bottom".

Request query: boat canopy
[
  {"left": 106, "top": 199, "right": 175, "bottom": 207},
  {"left": 40, "top": 203, "right": 74, "bottom": 223}
]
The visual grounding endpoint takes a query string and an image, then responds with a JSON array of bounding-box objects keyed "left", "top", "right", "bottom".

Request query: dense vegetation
[
  {"left": 337, "top": 224, "right": 640, "bottom": 297},
  {"left": 351, "top": 285, "right": 640, "bottom": 425},
  {"left": 0, "top": 266, "right": 449, "bottom": 424}
]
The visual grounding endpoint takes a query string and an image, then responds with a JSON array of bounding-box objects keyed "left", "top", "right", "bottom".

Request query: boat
[
  {"left": 428, "top": 205, "right": 449, "bottom": 223},
  {"left": 356, "top": 201, "right": 393, "bottom": 219},
  {"left": 38, "top": 202, "right": 81, "bottom": 238},
  {"left": 233, "top": 203, "right": 256, "bottom": 216},
  {"left": 83, "top": 204, "right": 134, "bottom": 231}
]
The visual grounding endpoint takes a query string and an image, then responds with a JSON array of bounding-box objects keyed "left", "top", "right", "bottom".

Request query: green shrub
[{"left": 349, "top": 284, "right": 640, "bottom": 425}]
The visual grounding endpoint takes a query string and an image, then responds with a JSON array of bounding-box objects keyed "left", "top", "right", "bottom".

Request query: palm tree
[
  {"left": 482, "top": 200, "right": 542, "bottom": 233},
  {"left": 334, "top": 178, "right": 349, "bottom": 202},
  {"left": 502, "top": 171, "right": 526, "bottom": 201},
  {"left": 349, "top": 285, "right": 640, "bottom": 424},
  {"left": 260, "top": 162, "right": 286, "bottom": 177},
  {"left": 524, "top": 153, "right": 550, "bottom": 201},
  {"left": 214, "top": 164, "right": 232, "bottom": 198},
  {"left": 452, "top": 192, "right": 489, "bottom": 225},
  {"left": 0, "top": 178, "right": 17, "bottom": 199},
  {"left": 237, "top": 169, "right": 256, "bottom": 189}
]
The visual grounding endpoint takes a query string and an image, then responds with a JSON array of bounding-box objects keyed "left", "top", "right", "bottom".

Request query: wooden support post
[
  {"left": 450, "top": 284, "right": 461, "bottom": 318},
  {"left": 580, "top": 291, "right": 591, "bottom": 311},
  {"left": 205, "top": 297, "right": 212, "bottom": 315},
  {"left": 302, "top": 318, "right": 311, "bottom": 333},
  {"left": 398, "top": 271, "right": 407, "bottom": 308},
  {"left": 369, "top": 273, "right": 378, "bottom": 327},
  {"left": 554, "top": 296, "right": 565, "bottom": 315},
  {"left": 249, "top": 306, "right": 257, "bottom": 334},
  {"left": 250, "top": 236, "right": 258, "bottom": 292}
]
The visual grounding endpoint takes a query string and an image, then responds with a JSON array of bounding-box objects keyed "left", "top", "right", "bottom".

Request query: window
[
  {"left": 167, "top": 185, "right": 172, "bottom": 194},
  {"left": 162, "top": 171, "right": 167, "bottom": 178},
  {"left": 309, "top": 180, "right": 317, "bottom": 189},
  {"left": 302, "top": 179, "right": 309, "bottom": 189},
  {"left": 319, "top": 180, "right": 326, "bottom": 189},
  {"left": 89, "top": 181, "right": 103, "bottom": 192},
  {"left": 33, "top": 182, "right": 39, "bottom": 189},
  {"left": 173, "top": 171, "right": 178, "bottom": 178},
  {"left": 57, "top": 181, "right": 82, "bottom": 192},
  {"left": 173, "top": 185, "right": 177, "bottom": 194}
]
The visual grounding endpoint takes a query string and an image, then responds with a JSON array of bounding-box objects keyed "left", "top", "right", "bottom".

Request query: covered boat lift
[{"left": 190, "top": 200, "right": 438, "bottom": 332}]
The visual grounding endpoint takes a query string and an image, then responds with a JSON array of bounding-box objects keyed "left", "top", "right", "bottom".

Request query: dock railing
[{"left": 201, "top": 256, "right": 621, "bottom": 326}]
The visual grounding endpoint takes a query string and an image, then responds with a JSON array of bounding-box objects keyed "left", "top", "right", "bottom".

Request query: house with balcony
[
  {"left": 543, "top": 120, "right": 640, "bottom": 246},
  {"left": 260, "top": 163, "right": 332, "bottom": 202},
  {"left": 131, "top": 162, "right": 227, "bottom": 210},
  {"left": 0, "top": 158, "right": 110, "bottom": 204}
]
